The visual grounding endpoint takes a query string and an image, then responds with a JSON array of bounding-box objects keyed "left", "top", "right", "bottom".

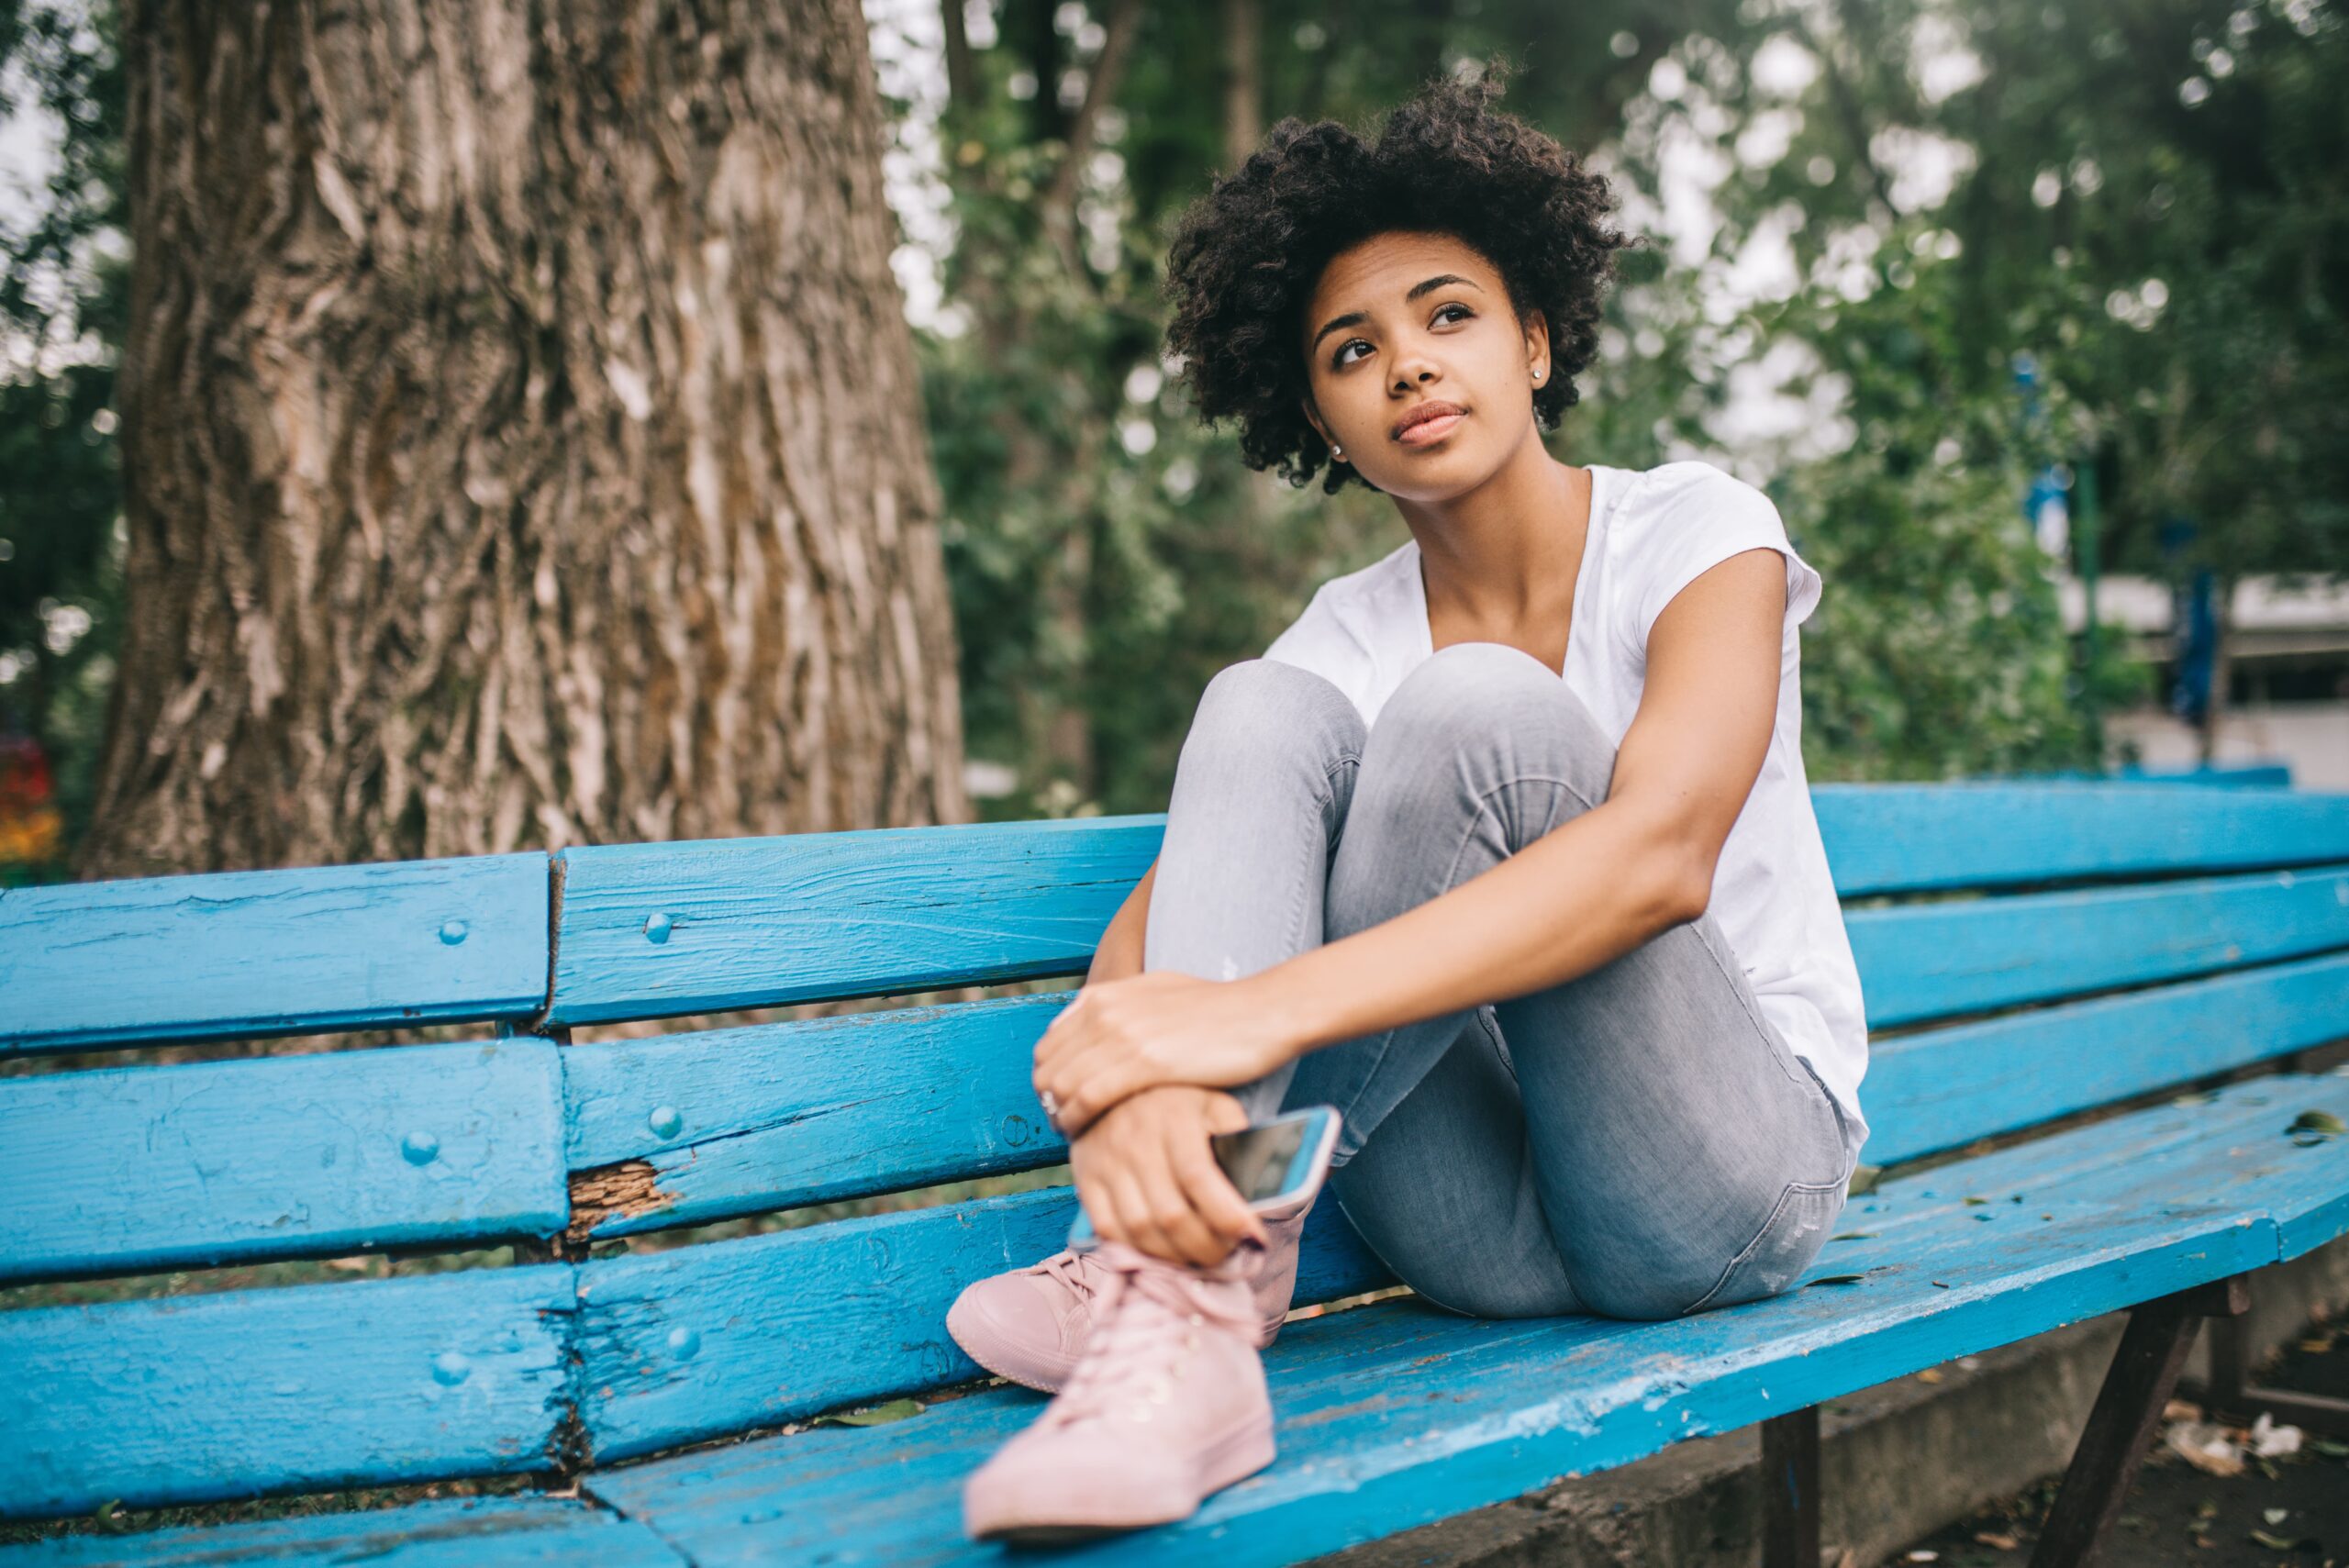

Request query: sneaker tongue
[{"left": 1090, "top": 1241, "right": 1258, "bottom": 1335}]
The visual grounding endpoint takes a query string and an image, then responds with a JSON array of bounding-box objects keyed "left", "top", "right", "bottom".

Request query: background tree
[{"left": 67, "top": 0, "right": 966, "bottom": 877}]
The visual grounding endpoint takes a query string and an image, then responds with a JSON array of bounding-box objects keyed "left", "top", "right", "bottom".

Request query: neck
[{"left": 1396, "top": 426, "right": 1589, "bottom": 636}]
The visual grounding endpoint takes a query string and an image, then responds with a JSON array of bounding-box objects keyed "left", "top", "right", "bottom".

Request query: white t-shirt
[{"left": 1259, "top": 459, "right": 1870, "bottom": 1171}]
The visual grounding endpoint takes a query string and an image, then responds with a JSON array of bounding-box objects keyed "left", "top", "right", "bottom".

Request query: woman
[{"left": 956, "top": 65, "right": 1869, "bottom": 1544}]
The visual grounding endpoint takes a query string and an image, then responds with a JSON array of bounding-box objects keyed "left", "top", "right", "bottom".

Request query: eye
[
  {"left": 1434, "top": 302, "right": 1473, "bottom": 326},
  {"left": 1330, "top": 338, "right": 1369, "bottom": 370}
]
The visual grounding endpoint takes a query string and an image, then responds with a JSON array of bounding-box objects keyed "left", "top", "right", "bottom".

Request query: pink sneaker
[
  {"left": 945, "top": 1187, "right": 1317, "bottom": 1392},
  {"left": 961, "top": 1237, "right": 1276, "bottom": 1544}
]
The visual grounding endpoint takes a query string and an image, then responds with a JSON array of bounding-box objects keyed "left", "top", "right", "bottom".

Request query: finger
[
  {"left": 1172, "top": 1133, "right": 1268, "bottom": 1252},
  {"left": 1107, "top": 1168, "right": 1164, "bottom": 1260},
  {"left": 1033, "top": 993, "right": 1088, "bottom": 1076},
  {"left": 1058, "top": 1057, "right": 1149, "bottom": 1139},
  {"left": 1133, "top": 1143, "right": 1227, "bottom": 1268}
]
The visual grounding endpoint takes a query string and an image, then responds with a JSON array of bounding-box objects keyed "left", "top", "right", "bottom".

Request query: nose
[{"left": 1391, "top": 358, "right": 1440, "bottom": 394}]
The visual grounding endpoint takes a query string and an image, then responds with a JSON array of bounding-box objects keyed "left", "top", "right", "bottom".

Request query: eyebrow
[{"left": 1309, "top": 274, "right": 1486, "bottom": 353}]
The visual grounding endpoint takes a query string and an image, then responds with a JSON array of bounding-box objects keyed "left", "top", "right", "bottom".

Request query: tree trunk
[{"left": 84, "top": 0, "right": 967, "bottom": 879}]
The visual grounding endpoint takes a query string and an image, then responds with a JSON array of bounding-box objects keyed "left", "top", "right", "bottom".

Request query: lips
[{"left": 1392, "top": 401, "right": 1467, "bottom": 445}]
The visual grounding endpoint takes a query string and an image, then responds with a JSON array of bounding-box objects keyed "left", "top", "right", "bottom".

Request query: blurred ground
[{"left": 1882, "top": 1307, "right": 2348, "bottom": 1567}]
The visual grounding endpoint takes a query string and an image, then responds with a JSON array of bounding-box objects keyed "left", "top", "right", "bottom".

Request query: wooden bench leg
[
  {"left": 2027, "top": 1273, "right": 2251, "bottom": 1568},
  {"left": 1760, "top": 1405, "right": 1819, "bottom": 1568},
  {"left": 2181, "top": 1282, "right": 2349, "bottom": 1439}
]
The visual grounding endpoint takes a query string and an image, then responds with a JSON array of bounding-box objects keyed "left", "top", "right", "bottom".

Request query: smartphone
[{"left": 1066, "top": 1104, "right": 1342, "bottom": 1251}]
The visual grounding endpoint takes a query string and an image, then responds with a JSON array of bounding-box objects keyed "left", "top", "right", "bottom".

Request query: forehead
[{"left": 1305, "top": 231, "right": 1502, "bottom": 319}]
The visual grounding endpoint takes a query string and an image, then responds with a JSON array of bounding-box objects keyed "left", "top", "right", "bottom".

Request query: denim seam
[
  {"left": 1677, "top": 1173, "right": 1846, "bottom": 1317},
  {"left": 1297, "top": 751, "right": 1363, "bottom": 955}
]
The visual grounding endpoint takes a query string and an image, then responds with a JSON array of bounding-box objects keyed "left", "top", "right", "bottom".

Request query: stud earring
[{"left": 1331, "top": 445, "right": 1344, "bottom": 460}]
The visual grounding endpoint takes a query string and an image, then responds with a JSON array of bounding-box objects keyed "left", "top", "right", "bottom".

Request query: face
[{"left": 1298, "top": 230, "right": 1548, "bottom": 500}]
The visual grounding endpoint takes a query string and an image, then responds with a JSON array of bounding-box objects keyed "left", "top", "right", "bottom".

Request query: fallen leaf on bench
[
  {"left": 811, "top": 1397, "right": 926, "bottom": 1428},
  {"left": 1831, "top": 1230, "right": 1875, "bottom": 1240},
  {"left": 1973, "top": 1530, "right": 2019, "bottom": 1550},
  {"left": 1963, "top": 1195, "right": 1990, "bottom": 1206},
  {"left": 1805, "top": 1273, "right": 1869, "bottom": 1285},
  {"left": 2289, "top": 1108, "right": 2345, "bottom": 1134},
  {"left": 1848, "top": 1165, "right": 1882, "bottom": 1195},
  {"left": 2310, "top": 1437, "right": 2349, "bottom": 1458},
  {"left": 1915, "top": 1369, "right": 1943, "bottom": 1384}
]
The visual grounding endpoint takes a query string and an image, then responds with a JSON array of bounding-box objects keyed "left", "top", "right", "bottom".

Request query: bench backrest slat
[
  {"left": 540, "top": 790, "right": 2349, "bottom": 1027},
  {"left": 1861, "top": 948, "right": 2349, "bottom": 1165},
  {"left": 546, "top": 819, "right": 1162, "bottom": 1026},
  {"left": 1, "top": 853, "right": 551, "bottom": 1055},
  {"left": 1812, "top": 783, "right": 2349, "bottom": 895},
  {"left": 562, "top": 995, "right": 1056, "bottom": 1240},
  {"left": 0, "top": 1040, "right": 567, "bottom": 1284},
  {"left": 1848, "top": 865, "right": 2349, "bottom": 1028},
  {"left": 0, "top": 1265, "right": 574, "bottom": 1518}
]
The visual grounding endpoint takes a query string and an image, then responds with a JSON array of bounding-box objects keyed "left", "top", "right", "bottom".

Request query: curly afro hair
[{"left": 1162, "top": 61, "right": 1642, "bottom": 495}]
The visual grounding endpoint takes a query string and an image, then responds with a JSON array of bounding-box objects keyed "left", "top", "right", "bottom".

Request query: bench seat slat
[
  {"left": 1849, "top": 864, "right": 2349, "bottom": 1028},
  {"left": 0, "top": 854, "right": 551, "bottom": 1055},
  {"left": 1862, "top": 949, "right": 2349, "bottom": 1166},
  {"left": 0, "top": 1496, "right": 689, "bottom": 1567},
  {"left": 0, "top": 1040, "right": 568, "bottom": 1284},
  {"left": 0, "top": 1267, "right": 576, "bottom": 1519},
  {"left": 579, "top": 1073, "right": 2349, "bottom": 1568}
]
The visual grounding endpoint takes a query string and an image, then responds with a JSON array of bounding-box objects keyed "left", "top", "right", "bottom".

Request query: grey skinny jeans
[{"left": 1142, "top": 644, "right": 1854, "bottom": 1321}]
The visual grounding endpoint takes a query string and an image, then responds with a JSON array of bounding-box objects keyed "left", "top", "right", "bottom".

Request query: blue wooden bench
[{"left": 6, "top": 782, "right": 2349, "bottom": 1566}]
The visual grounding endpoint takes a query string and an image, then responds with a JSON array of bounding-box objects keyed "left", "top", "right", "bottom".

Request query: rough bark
[{"left": 85, "top": 0, "right": 967, "bottom": 878}]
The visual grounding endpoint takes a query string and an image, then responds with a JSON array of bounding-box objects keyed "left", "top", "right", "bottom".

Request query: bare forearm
[
  {"left": 1085, "top": 860, "right": 1157, "bottom": 985},
  {"left": 1239, "top": 799, "right": 1709, "bottom": 1062}
]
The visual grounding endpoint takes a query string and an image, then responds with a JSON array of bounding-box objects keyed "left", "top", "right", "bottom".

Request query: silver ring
[{"left": 1039, "top": 1089, "right": 1061, "bottom": 1119}]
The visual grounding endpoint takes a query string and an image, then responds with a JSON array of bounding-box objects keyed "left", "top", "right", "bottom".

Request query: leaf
[
  {"left": 2248, "top": 1529, "right": 2314, "bottom": 1550},
  {"left": 1848, "top": 1164, "right": 1883, "bottom": 1195},
  {"left": 1831, "top": 1230, "right": 1876, "bottom": 1240},
  {"left": 1963, "top": 1195, "right": 1990, "bottom": 1206},
  {"left": 2289, "top": 1108, "right": 2346, "bottom": 1134},
  {"left": 1805, "top": 1273, "right": 1870, "bottom": 1286},
  {"left": 811, "top": 1397, "right": 927, "bottom": 1429},
  {"left": 2171, "top": 1092, "right": 2213, "bottom": 1106},
  {"left": 2310, "top": 1438, "right": 2349, "bottom": 1458}
]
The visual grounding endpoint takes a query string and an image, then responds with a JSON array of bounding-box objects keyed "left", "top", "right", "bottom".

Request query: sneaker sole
[{"left": 967, "top": 1419, "right": 1276, "bottom": 1545}]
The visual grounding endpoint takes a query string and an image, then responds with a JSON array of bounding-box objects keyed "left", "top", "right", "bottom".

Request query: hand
[
  {"left": 1068, "top": 1084, "right": 1270, "bottom": 1268},
  {"left": 1032, "top": 970, "right": 1293, "bottom": 1140}
]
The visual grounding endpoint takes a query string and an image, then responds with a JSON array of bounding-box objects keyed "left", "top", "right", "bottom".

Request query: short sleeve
[{"left": 1627, "top": 462, "right": 1824, "bottom": 647}]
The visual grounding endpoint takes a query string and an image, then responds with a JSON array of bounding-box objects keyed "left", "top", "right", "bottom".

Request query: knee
[
  {"left": 1366, "top": 643, "right": 1610, "bottom": 790},
  {"left": 1186, "top": 659, "right": 1365, "bottom": 773}
]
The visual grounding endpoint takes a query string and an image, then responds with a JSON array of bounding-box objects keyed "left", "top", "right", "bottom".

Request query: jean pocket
[{"left": 1675, "top": 1176, "right": 1848, "bottom": 1317}]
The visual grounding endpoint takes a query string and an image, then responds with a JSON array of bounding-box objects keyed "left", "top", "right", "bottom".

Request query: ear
[
  {"left": 1299, "top": 395, "right": 1332, "bottom": 449},
  {"left": 1522, "top": 307, "right": 1551, "bottom": 381}
]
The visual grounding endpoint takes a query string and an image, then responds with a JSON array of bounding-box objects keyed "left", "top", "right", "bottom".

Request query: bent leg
[
  {"left": 1286, "top": 641, "right": 1849, "bottom": 1320},
  {"left": 1140, "top": 658, "right": 1366, "bottom": 1122}
]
